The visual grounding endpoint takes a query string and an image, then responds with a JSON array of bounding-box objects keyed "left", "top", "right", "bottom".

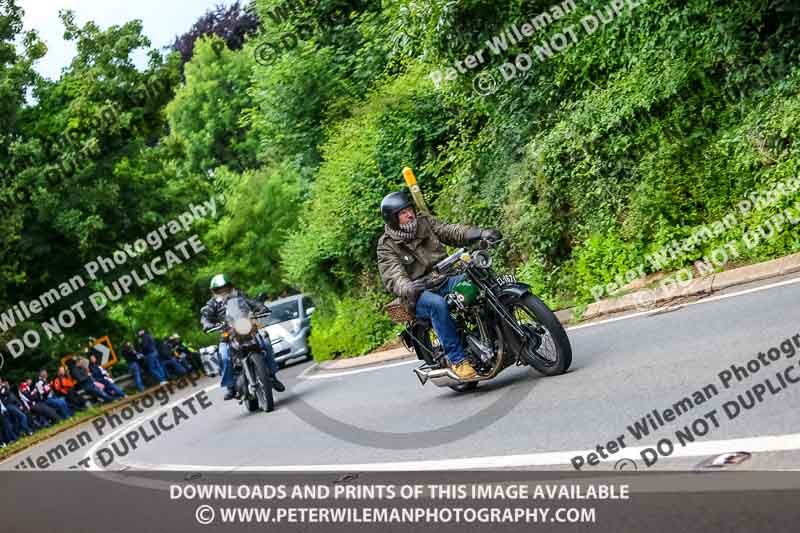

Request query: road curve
[{"left": 4, "top": 277, "right": 800, "bottom": 472}]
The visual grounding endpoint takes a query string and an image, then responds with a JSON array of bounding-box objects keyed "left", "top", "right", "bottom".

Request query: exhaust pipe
[{"left": 414, "top": 367, "right": 476, "bottom": 388}]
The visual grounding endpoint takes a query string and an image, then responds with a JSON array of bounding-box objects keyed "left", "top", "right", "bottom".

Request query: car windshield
[{"left": 265, "top": 299, "right": 300, "bottom": 326}]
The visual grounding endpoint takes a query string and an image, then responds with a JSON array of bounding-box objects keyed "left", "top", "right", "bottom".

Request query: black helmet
[{"left": 381, "top": 192, "right": 413, "bottom": 229}]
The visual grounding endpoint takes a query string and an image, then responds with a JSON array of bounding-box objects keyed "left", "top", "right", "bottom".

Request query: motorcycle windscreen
[{"left": 225, "top": 296, "right": 254, "bottom": 336}]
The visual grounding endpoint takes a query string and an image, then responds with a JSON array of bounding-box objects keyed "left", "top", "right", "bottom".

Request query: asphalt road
[{"left": 3, "top": 276, "right": 800, "bottom": 472}]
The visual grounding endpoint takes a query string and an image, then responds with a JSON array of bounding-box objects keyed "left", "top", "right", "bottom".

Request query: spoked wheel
[
  {"left": 506, "top": 294, "right": 572, "bottom": 375},
  {"left": 249, "top": 355, "right": 275, "bottom": 412}
]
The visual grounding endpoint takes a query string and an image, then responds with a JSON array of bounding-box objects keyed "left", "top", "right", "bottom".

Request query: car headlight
[{"left": 233, "top": 318, "right": 253, "bottom": 336}]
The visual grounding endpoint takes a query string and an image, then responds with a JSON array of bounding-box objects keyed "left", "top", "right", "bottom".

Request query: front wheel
[
  {"left": 250, "top": 354, "right": 275, "bottom": 412},
  {"left": 505, "top": 294, "right": 572, "bottom": 376}
]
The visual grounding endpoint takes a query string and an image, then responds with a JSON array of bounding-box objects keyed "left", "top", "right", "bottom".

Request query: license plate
[{"left": 496, "top": 274, "right": 517, "bottom": 286}]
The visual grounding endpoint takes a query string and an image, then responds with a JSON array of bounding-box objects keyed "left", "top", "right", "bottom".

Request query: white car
[{"left": 258, "top": 294, "right": 315, "bottom": 367}]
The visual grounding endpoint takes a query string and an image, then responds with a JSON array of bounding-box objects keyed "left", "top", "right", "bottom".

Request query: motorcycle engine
[{"left": 465, "top": 333, "right": 494, "bottom": 366}]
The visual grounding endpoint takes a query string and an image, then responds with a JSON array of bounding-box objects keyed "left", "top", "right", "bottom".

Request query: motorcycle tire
[
  {"left": 250, "top": 355, "right": 275, "bottom": 413},
  {"left": 505, "top": 294, "right": 572, "bottom": 375}
]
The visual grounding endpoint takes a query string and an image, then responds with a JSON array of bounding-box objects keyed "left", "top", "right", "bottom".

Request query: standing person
[
  {"left": 200, "top": 274, "right": 284, "bottom": 401},
  {"left": 88, "top": 356, "right": 126, "bottom": 398},
  {"left": 137, "top": 330, "right": 167, "bottom": 385},
  {"left": 377, "top": 192, "right": 502, "bottom": 380},
  {"left": 120, "top": 341, "right": 146, "bottom": 392},
  {"left": 34, "top": 370, "right": 73, "bottom": 418},
  {"left": 52, "top": 366, "right": 87, "bottom": 412},
  {"left": 19, "top": 379, "right": 64, "bottom": 425},
  {"left": 0, "top": 379, "right": 33, "bottom": 437},
  {"left": 71, "top": 359, "right": 114, "bottom": 404}
]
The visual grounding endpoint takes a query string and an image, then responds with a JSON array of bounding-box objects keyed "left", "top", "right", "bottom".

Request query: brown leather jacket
[{"left": 377, "top": 214, "right": 478, "bottom": 308}]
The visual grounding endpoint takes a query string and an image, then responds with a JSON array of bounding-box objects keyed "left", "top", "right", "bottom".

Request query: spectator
[
  {"left": 168, "top": 334, "right": 203, "bottom": 373},
  {"left": 34, "top": 370, "right": 73, "bottom": 418},
  {"left": 88, "top": 355, "right": 125, "bottom": 398},
  {"left": 71, "top": 358, "right": 114, "bottom": 404},
  {"left": 137, "top": 330, "right": 167, "bottom": 384},
  {"left": 121, "top": 341, "right": 146, "bottom": 392},
  {"left": 52, "top": 366, "right": 87, "bottom": 411},
  {"left": 19, "top": 379, "right": 63, "bottom": 425},
  {"left": 0, "top": 379, "right": 33, "bottom": 437},
  {"left": 0, "top": 398, "right": 19, "bottom": 446},
  {"left": 157, "top": 337, "right": 187, "bottom": 379}
]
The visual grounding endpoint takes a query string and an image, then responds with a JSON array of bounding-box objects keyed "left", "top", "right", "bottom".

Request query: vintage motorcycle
[
  {"left": 387, "top": 240, "right": 572, "bottom": 392},
  {"left": 206, "top": 295, "right": 276, "bottom": 412}
]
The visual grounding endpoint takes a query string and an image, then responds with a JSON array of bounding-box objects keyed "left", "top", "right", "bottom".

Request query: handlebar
[
  {"left": 434, "top": 248, "right": 466, "bottom": 275},
  {"left": 433, "top": 239, "right": 501, "bottom": 275}
]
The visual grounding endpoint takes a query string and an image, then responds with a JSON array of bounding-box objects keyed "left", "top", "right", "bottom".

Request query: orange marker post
[{"left": 402, "top": 167, "right": 429, "bottom": 214}]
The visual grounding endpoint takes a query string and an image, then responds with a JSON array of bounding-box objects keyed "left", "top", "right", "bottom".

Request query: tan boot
[{"left": 452, "top": 360, "right": 478, "bottom": 380}]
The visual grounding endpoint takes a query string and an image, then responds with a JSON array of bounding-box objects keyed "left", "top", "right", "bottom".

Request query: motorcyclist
[
  {"left": 200, "top": 274, "right": 285, "bottom": 400},
  {"left": 377, "top": 192, "right": 502, "bottom": 380}
]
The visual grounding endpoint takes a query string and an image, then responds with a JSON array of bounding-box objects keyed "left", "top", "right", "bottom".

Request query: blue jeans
[
  {"left": 144, "top": 351, "right": 167, "bottom": 382},
  {"left": 44, "top": 397, "right": 72, "bottom": 418},
  {"left": 79, "top": 380, "right": 113, "bottom": 403},
  {"left": 6, "top": 404, "right": 30, "bottom": 434},
  {"left": 98, "top": 379, "right": 125, "bottom": 398},
  {"left": 128, "top": 361, "right": 144, "bottom": 392},
  {"left": 176, "top": 357, "right": 194, "bottom": 374},
  {"left": 161, "top": 359, "right": 187, "bottom": 379},
  {"left": 415, "top": 274, "right": 467, "bottom": 365},
  {"left": 219, "top": 335, "right": 279, "bottom": 393},
  {"left": 0, "top": 413, "right": 17, "bottom": 443}
]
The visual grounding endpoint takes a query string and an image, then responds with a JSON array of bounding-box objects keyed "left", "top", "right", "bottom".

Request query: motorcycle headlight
[{"left": 233, "top": 318, "right": 253, "bottom": 336}]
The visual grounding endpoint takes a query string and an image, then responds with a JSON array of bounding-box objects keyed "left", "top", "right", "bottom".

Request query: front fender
[{"left": 497, "top": 282, "right": 532, "bottom": 300}]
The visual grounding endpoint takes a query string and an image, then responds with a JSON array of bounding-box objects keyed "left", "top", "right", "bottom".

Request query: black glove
[
  {"left": 480, "top": 228, "right": 502, "bottom": 243},
  {"left": 402, "top": 279, "right": 428, "bottom": 304}
]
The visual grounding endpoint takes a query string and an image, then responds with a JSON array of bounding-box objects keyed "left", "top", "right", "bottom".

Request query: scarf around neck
[{"left": 385, "top": 219, "right": 418, "bottom": 242}]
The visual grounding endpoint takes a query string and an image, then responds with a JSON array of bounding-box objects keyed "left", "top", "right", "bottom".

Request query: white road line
[
  {"left": 117, "top": 432, "right": 800, "bottom": 472},
  {"left": 568, "top": 275, "right": 800, "bottom": 331},
  {"left": 299, "top": 359, "right": 418, "bottom": 380}
]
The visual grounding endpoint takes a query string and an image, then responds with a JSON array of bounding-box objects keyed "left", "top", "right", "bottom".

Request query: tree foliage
[
  {"left": 4, "top": 0, "right": 800, "bottom": 374},
  {"left": 171, "top": 1, "right": 260, "bottom": 64}
]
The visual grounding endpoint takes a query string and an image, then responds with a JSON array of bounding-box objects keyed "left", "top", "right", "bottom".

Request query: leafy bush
[{"left": 308, "top": 294, "right": 398, "bottom": 360}]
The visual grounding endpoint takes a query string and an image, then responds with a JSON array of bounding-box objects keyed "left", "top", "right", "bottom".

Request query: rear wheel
[
  {"left": 505, "top": 294, "right": 571, "bottom": 375},
  {"left": 251, "top": 355, "right": 275, "bottom": 412}
]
